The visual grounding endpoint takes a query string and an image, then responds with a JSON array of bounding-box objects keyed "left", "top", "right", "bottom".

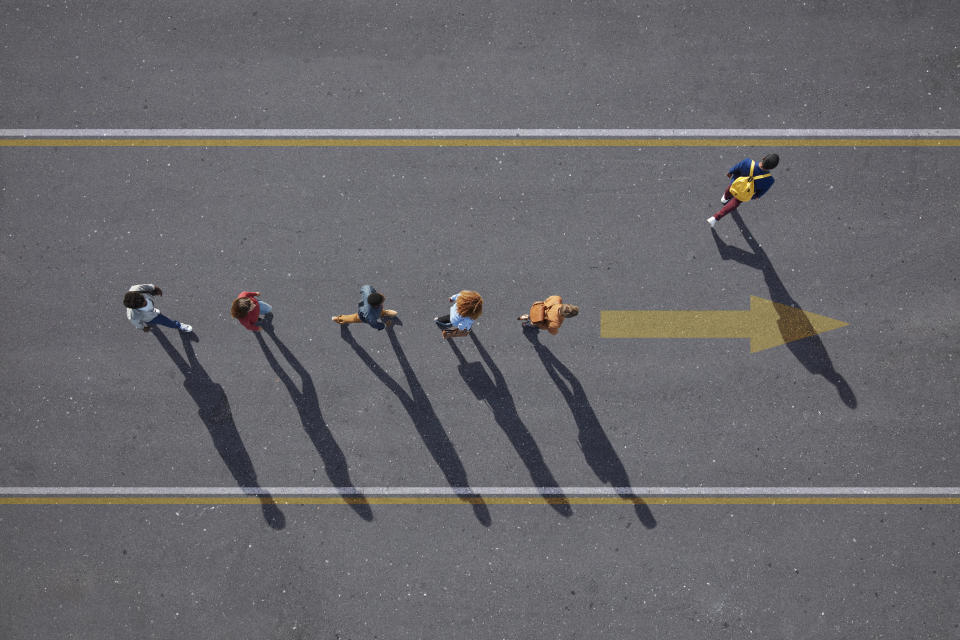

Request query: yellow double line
[{"left": 2, "top": 137, "right": 960, "bottom": 148}]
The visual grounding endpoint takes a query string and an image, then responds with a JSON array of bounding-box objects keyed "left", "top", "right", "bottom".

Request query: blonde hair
[
  {"left": 559, "top": 304, "right": 579, "bottom": 318},
  {"left": 456, "top": 290, "right": 484, "bottom": 319}
]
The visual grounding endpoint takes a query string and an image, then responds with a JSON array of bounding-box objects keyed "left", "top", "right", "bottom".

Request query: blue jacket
[
  {"left": 358, "top": 284, "right": 385, "bottom": 330},
  {"left": 728, "top": 158, "right": 775, "bottom": 199}
]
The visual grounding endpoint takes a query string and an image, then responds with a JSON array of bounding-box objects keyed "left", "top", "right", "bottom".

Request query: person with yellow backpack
[{"left": 707, "top": 153, "right": 779, "bottom": 228}]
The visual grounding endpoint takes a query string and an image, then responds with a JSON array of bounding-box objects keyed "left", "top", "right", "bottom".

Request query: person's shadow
[
  {"left": 256, "top": 320, "right": 373, "bottom": 521},
  {"left": 448, "top": 333, "right": 573, "bottom": 517},
  {"left": 340, "top": 325, "right": 491, "bottom": 526},
  {"left": 153, "top": 330, "right": 286, "bottom": 530},
  {"left": 712, "top": 211, "right": 857, "bottom": 408},
  {"left": 523, "top": 328, "right": 657, "bottom": 528}
]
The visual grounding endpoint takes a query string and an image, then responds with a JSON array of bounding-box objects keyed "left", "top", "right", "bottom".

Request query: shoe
[
  {"left": 332, "top": 315, "right": 341, "bottom": 323},
  {"left": 179, "top": 323, "right": 193, "bottom": 333},
  {"left": 720, "top": 196, "right": 729, "bottom": 204},
  {"left": 707, "top": 216, "right": 717, "bottom": 228},
  {"left": 517, "top": 314, "right": 529, "bottom": 322}
]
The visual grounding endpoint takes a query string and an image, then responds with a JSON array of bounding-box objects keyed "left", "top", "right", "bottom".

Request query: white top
[{"left": 125, "top": 284, "right": 161, "bottom": 329}]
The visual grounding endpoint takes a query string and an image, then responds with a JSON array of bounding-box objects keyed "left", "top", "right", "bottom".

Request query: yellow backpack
[{"left": 728, "top": 160, "right": 771, "bottom": 202}]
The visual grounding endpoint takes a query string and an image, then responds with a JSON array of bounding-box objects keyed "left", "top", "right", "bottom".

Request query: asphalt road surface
[{"left": 1, "top": 2, "right": 958, "bottom": 639}]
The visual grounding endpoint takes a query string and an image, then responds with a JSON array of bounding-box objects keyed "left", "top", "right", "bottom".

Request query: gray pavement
[
  {"left": 2, "top": 1, "right": 959, "bottom": 129},
  {"left": 2, "top": 2, "right": 959, "bottom": 639}
]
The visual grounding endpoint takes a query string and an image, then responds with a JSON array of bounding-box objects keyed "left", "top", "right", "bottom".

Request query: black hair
[
  {"left": 123, "top": 291, "right": 146, "bottom": 309},
  {"left": 367, "top": 292, "right": 385, "bottom": 306},
  {"left": 761, "top": 153, "right": 779, "bottom": 170}
]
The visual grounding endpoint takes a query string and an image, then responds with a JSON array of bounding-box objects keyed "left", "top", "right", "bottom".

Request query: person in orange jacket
[{"left": 518, "top": 295, "right": 579, "bottom": 335}]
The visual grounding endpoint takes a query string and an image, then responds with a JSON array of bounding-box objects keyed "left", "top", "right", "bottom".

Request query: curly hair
[
  {"left": 123, "top": 291, "right": 146, "bottom": 309},
  {"left": 455, "top": 290, "right": 483, "bottom": 319},
  {"left": 231, "top": 297, "right": 254, "bottom": 318}
]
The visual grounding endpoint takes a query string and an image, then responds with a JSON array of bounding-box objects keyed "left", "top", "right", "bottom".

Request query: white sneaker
[
  {"left": 707, "top": 216, "right": 717, "bottom": 228},
  {"left": 178, "top": 323, "right": 193, "bottom": 333},
  {"left": 720, "top": 196, "right": 729, "bottom": 204}
]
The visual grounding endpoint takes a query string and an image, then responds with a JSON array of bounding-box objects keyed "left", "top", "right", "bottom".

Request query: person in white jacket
[{"left": 123, "top": 284, "right": 193, "bottom": 333}]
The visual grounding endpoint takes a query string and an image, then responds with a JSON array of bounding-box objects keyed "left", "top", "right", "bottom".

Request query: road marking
[
  {"left": 2, "top": 487, "right": 958, "bottom": 505},
  {"left": 6, "top": 486, "right": 960, "bottom": 495},
  {"left": 1, "top": 128, "right": 959, "bottom": 147},
  {"left": 3, "top": 128, "right": 960, "bottom": 137},
  {"left": 3, "top": 497, "right": 958, "bottom": 505},
  {"left": 601, "top": 296, "right": 848, "bottom": 353}
]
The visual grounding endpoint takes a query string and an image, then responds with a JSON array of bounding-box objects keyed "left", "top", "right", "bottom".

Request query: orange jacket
[{"left": 529, "top": 295, "right": 564, "bottom": 335}]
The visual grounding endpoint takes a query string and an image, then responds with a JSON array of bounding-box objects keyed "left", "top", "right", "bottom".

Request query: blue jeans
[
  {"left": 258, "top": 301, "right": 272, "bottom": 316},
  {"left": 147, "top": 313, "right": 181, "bottom": 330}
]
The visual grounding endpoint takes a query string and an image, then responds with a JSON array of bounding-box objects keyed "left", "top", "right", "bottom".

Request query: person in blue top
[
  {"left": 434, "top": 290, "right": 483, "bottom": 339},
  {"left": 708, "top": 153, "right": 779, "bottom": 228},
  {"left": 332, "top": 284, "right": 398, "bottom": 329}
]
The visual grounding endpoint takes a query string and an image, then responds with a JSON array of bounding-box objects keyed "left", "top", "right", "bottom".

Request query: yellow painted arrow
[{"left": 601, "top": 296, "right": 848, "bottom": 353}]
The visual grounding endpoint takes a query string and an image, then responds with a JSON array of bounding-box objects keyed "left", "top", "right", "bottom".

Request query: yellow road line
[
  {"left": 1, "top": 138, "right": 960, "bottom": 148},
  {"left": 3, "top": 496, "right": 959, "bottom": 505}
]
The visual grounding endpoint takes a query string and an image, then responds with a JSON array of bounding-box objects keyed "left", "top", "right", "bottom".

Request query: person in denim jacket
[{"left": 332, "top": 284, "right": 398, "bottom": 329}]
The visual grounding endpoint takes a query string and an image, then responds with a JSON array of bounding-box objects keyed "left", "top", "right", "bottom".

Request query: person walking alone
[
  {"left": 123, "top": 284, "right": 193, "bottom": 333},
  {"left": 708, "top": 153, "right": 779, "bottom": 228}
]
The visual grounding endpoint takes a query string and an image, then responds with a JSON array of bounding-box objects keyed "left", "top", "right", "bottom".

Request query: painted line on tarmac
[
  {"left": 3, "top": 128, "right": 960, "bottom": 137},
  {"left": 2, "top": 486, "right": 959, "bottom": 505},
  {"left": 1, "top": 128, "right": 959, "bottom": 147},
  {"left": 5, "top": 497, "right": 960, "bottom": 505}
]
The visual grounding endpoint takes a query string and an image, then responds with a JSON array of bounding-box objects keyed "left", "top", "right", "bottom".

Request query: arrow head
[{"left": 749, "top": 296, "right": 849, "bottom": 353}]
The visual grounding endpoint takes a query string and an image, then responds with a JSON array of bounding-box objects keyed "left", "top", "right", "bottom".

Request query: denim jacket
[{"left": 358, "top": 284, "right": 385, "bottom": 330}]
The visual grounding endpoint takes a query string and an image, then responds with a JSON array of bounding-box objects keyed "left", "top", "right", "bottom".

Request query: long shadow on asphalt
[
  {"left": 340, "top": 325, "right": 492, "bottom": 527},
  {"left": 448, "top": 333, "right": 573, "bottom": 518},
  {"left": 153, "top": 329, "right": 286, "bottom": 530},
  {"left": 257, "top": 321, "right": 374, "bottom": 522},
  {"left": 712, "top": 211, "right": 857, "bottom": 408},
  {"left": 523, "top": 328, "right": 657, "bottom": 528}
]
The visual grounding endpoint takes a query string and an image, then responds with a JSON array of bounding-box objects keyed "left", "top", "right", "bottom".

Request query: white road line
[
  {"left": 1, "top": 128, "right": 960, "bottom": 138},
  {"left": 1, "top": 486, "right": 958, "bottom": 496}
]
